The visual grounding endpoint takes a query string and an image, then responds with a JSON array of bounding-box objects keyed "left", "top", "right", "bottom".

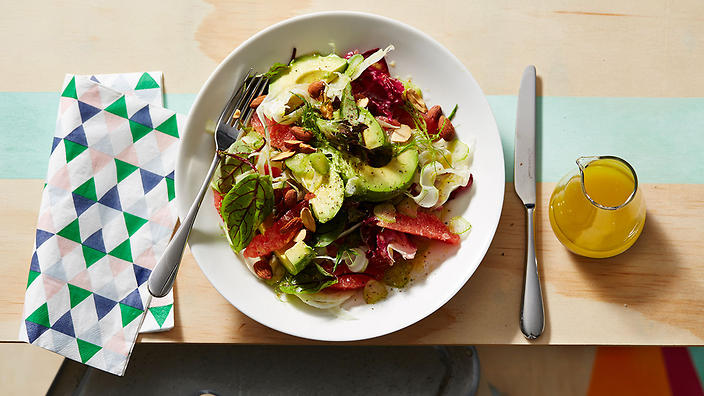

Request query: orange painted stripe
[{"left": 588, "top": 347, "right": 672, "bottom": 396}]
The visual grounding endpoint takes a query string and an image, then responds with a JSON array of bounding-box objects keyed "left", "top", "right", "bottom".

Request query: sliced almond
[
  {"left": 356, "top": 97, "right": 369, "bottom": 108},
  {"left": 294, "top": 228, "right": 307, "bottom": 242},
  {"left": 283, "top": 139, "right": 303, "bottom": 147},
  {"left": 390, "top": 124, "right": 413, "bottom": 143},
  {"left": 300, "top": 207, "right": 316, "bottom": 232},
  {"left": 320, "top": 101, "right": 334, "bottom": 119},
  {"left": 298, "top": 143, "right": 317, "bottom": 154},
  {"left": 249, "top": 95, "right": 266, "bottom": 109},
  {"left": 406, "top": 89, "right": 427, "bottom": 113},
  {"left": 270, "top": 151, "right": 296, "bottom": 161}
]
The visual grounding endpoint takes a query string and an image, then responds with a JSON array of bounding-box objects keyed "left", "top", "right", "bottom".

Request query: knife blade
[
  {"left": 514, "top": 65, "right": 544, "bottom": 340},
  {"left": 514, "top": 65, "right": 536, "bottom": 205}
]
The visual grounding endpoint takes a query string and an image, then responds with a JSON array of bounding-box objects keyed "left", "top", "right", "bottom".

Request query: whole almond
[
  {"left": 280, "top": 217, "right": 302, "bottom": 235},
  {"left": 284, "top": 189, "right": 297, "bottom": 208},
  {"left": 249, "top": 95, "right": 266, "bottom": 109},
  {"left": 291, "top": 126, "right": 313, "bottom": 142},
  {"left": 253, "top": 259, "right": 273, "bottom": 280},
  {"left": 300, "top": 207, "right": 316, "bottom": 232},
  {"left": 298, "top": 143, "right": 317, "bottom": 154},
  {"left": 426, "top": 105, "right": 442, "bottom": 122},
  {"left": 307, "top": 80, "right": 325, "bottom": 100},
  {"left": 438, "top": 115, "right": 456, "bottom": 141}
]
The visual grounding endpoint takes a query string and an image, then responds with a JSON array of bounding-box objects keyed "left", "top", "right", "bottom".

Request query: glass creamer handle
[{"left": 520, "top": 205, "right": 545, "bottom": 339}]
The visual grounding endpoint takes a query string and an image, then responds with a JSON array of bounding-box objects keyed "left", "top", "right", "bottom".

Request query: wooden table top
[{"left": 2, "top": 0, "right": 703, "bottom": 345}]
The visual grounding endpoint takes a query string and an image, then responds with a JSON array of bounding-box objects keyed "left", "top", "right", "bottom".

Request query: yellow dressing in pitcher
[{"left": 548, "top": 157, "right": 646, "bottom": 258}]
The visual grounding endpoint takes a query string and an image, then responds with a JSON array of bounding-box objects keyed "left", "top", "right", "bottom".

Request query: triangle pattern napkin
[{"left": 19, "top": 73, "right": 183, "bottom": 375}]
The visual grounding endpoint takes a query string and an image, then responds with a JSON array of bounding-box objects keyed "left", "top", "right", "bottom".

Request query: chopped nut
[
  {"left": 300, "top": 207, "right": 316, "bottom": 232},
  {"left": 249, "top": 95, "right": 266, "bottom": 109},
  {"left": 426, "top": 105, "right": 442, "bottom": 122},
  {"left": 356, "top": 97, "right": 369, "bottom": 108},
  {"left": 294, "top": 228, "right": 307, "bottom": 242},
  {"left": 406, "top": 89, "right": 427, "bottom": 113},
  {"left": 280, "top": 217, "right": 302, "bottom": 235},
  {"left": 390, "top": 124, "right": 413, "bottom": 143},
  {"left": 270, "top": 151, "right": 296, "bottom": 161},
  {"left": 298, "top": 143, "right": 317, "bottom": 154},
  {"left": 284, "top": 189, "right": 297, "bottom": 208},
  {"left": 231, "top": 109, "right": 241, "bottom": 121},
  {"left": 438, "top": 115, "right": 456, "bottom": 141},
  {"left": 283, "top": 139, "right": 303, "bottom": 150},
  {"left": 320, "top": 101, "right": 334, "bottom": 119},
  {"left": 307, "top": 80, "right": 325, "bottom": 100},
  {"left": 291, "top": 126, "right": 313, "bottom": 142},
  {"left": 253, "top": 259, "right": 273, "bottom": 280}
]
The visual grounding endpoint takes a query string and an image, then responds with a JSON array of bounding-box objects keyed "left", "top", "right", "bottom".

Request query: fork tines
[{"left": 215, "top": 70, "right": 269, "bottom": 149}]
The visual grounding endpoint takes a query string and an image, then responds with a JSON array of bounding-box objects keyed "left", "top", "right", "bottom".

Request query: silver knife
[{"left": 514, "top": 65, "right": 544, "bottom": 340}]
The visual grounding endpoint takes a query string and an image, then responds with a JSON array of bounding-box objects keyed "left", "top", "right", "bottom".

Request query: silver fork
[{"left": 148, "top": 70, "right": 269, "bottom": 298}]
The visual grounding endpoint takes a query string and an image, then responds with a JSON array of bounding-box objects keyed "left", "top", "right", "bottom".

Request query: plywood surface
[{"left": 2, "top": 180, "right": 703, "bottom": 344}]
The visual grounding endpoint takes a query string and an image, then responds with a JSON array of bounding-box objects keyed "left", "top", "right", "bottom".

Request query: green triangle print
[
  {"left": 120, "top": 303, "right": 143, "bottom": 327},
  {"left": 105, "top": 96, "right": 128, "bottom": 119},
  {"left": 115, "top": 158, "right": 138, "bottom": 183},
  {"left": 68, "top": 283, "right": 92, "bottom": 308},
  {"left": 76, "top": 338, "right": 101, "bottom": 363},
  {"left": 27, "top": 270, "right": 40, "bottom": 289},
  {"left": 129, "top": 119, "right": 152, "bottom": 143},
  {"left": 135, "top": 72, "right": 160, "bottom": 90},
  {"left": 74, "top": 177, "right": 97, "bottom": 201},
  {"left": 82, "top": 245, "right": 106, "bottom": 268},
  {"left": 155, "top": 114, "right": 179, "bottom": 138},
  {"left": 57, "top": 219, "right": 82, "bottom": 244},
  {"left": 123, "top": 212, "right": 148, "bottom": 236},
  {"left": 165, "top": 177, "right": 175, "bottom": 201},
  {"left": 61, "top": 76, "right": 78, "bottom": 99},
  {"left": 109, "top": 239, "right": 133, "bottom": 262},
  {"left": 64, "top": 139, "right": 88, "bottom": 163},
  {"left": 149, "top": 304, "right": 172, "bottom": 327},
  {"left": 26, "top": 303, "right": 51, "bottom": 327}
]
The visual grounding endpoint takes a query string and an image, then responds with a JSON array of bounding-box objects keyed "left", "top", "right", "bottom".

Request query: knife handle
[{"left": 520, "top": 204, "right": 545, "bottom": 339}]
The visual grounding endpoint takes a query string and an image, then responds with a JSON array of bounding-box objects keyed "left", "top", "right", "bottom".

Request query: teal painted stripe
[
  {"left": 1, "top": 93, "right": 703, "bottom": 183},
  {"left": 690, "top": 347, "right": 704, "bottom": 388}
]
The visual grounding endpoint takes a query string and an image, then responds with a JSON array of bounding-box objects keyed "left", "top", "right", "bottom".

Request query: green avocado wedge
[{"left": 268, "top": 53, "right": 348, "bottom": 98}]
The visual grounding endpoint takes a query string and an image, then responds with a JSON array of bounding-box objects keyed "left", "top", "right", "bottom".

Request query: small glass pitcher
[{"left": 548, "top": 156, "right": 646, "bottom": 258}]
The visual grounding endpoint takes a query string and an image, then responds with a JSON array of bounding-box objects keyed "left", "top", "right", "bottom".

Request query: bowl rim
[{"left": 178, "top": 10, "right": 505, "bottom": 341}]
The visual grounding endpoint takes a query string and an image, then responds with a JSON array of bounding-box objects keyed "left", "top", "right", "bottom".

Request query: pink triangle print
[
  {"left": 154, "top": 130, "right": 177, "bottom": 152},
  {"left": 59, "top": 96, "right": 76, "bottom": 116},
  {"left": 43, "top": 274, "right": 66, "bottom": 301},
  {"left": 37, "top": 210, "right": 55, "bottom": 233},
  {"left": 108, "top": 256, "right": 131, "bottom": 277},
  {"left": 57, "top": 235, "right": 80, "bottom": 257},
  {"left": 49, "top": 164, "right": 72, "bottom": 192},
  {"left": 78, "top": 84, "right": 103, "bottom": 108},
  {"left": 104, "top": 328, "right": 129, "bottom": 356},
  {"left": 134, "top": 247, "right": 156, "bottom": 270},
  {"left": 69, "top": 269, "right": 93, "bottom": 291},
  {"left": 89, "top": 148, "right": 113, "bottom": 174},
  {"left": 116, "top": 144, "right": 139, "bottom": 166},
  {"left": 104, "top": 111, "right": 127, "bottom": 133},
  {"left": 150, "top": 205, "right": 174, "bottom": 230}
]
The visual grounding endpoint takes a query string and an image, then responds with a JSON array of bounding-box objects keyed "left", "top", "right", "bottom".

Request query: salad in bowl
[{"left": 210, "top": 45, "right": 474, "bottom": 309}]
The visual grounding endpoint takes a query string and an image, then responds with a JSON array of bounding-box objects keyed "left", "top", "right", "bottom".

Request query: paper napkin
[{"left": 19, "top": 72, "right": 184, "bottom": 375}]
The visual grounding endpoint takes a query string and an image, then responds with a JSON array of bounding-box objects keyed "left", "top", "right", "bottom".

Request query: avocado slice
[
  {"left": 285, "top": 153, "right": 344, "bottom": 223},
  {"left": 280, "top": 240, "right": 315, "bottom": 275},
  {"left": 328, "top": 147, "right": 419, "bottom": 202},
  {"left": 358, "top": 108, "right": 387, "bottom": 150},
  {"left": 269, "top": 53, "right": 348, "bottom": 98}
]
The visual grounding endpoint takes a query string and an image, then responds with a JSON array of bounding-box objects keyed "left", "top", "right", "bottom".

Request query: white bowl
[{"left": 177, "top": 11, "right": 504, "bottom": 341}]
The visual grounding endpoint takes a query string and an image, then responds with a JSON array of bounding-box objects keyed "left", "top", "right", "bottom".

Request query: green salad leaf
[
  {"left": 276, "top": 264, "right": 337, "bottom": 294},
  {"left": 261, "top": 62, "right": 290, "bottom": 82},
  {"left": 220, "top": 173, "right": 274, "bottom": 252},
  {"left": 212, "top": 140, "right": 258, "bottom": 194},
  {"left": 313, "top": 213, "right": 347, "bottom": 247}
]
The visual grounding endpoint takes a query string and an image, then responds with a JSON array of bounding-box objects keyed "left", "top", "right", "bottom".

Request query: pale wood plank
[
  {"left": 3, "top": 180, "right": 703, "bottom": 344},
  {"left": 2, "top": 0, "right": 704, "bottom": 96}
]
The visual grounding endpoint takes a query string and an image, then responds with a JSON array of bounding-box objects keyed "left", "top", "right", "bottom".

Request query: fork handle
[{"left": 148, "top": 154, "right": 221, "bottom": 298}]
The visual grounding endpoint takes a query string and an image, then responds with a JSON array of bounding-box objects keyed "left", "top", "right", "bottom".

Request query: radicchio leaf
[{"left": 220, "top": 173, "right": 274, "bottom": 252}]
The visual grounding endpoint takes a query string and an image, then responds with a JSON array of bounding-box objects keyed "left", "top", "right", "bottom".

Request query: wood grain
[
  {"left": 2, "top": 0, "right": 704, "bottom": 96},
  {"left": 3, "top": 180, "right": 703, "bottom": 345}
]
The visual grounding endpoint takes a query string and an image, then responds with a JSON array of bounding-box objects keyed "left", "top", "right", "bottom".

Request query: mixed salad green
[{"left": 211, "top": 45, "right": 474, "bottom": 309}]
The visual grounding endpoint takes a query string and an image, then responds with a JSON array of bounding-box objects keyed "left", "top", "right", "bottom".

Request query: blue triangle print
[
  {"left": 72, "top": 193, "right": 96, "bottom": 217},
  {"left": 140, "top": 168, "right": 162, "bottom": 194},
  {"left": 83, "top": 229, "right": 106, "bottom": 253},
  {"left": 166, "top": 170, "right": 175, "bottom": 180},
  {"left": 130, "top": 105, "right": 153, "bottom": 129},
  {"left": 98, "top": 185, "right": 122, "bottom": 211},
  {"left": 90, "top": 75, "right": 100, "bottom": 83},
  {"left": 93, "top": 294, "right": 118, "bottom": 320},
  {"left": 36, "top": 229, "right": 54, "bottom": 248},
  {"left": 65, "top": 125, "right": 88, "bottom": 147},
  {"left": 51, "top": 310, "right": 75, "bottom": 337},
  {"left": 78, "top": 101, "right": 101, "bottom": 123},
  {"left": 51, "top": 137, "right": 62, "bottom": 153},
  {"left": 25, "top": 321, "right": 50, "bottom": 343},
  {"left": 133, "top": 264, "right": 151, "bottom": 286},
  {"left": 120, "top": 288, "right": 144, "bottom": 311},
  {"left": 30, "top": 251, "right": 41, "bottom": 273}
]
